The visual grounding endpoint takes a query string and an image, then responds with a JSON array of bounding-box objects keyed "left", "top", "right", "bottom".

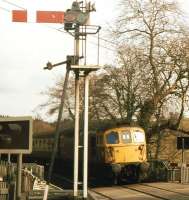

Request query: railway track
[
  {"left": 90, "top": 183, "right": 189, "bottom": 200},
  {"left": 140, "top": 183, "right": 189, "bottom": 197},
  {"left": 89, "top": 189, "right": 117, "bottom": 200},
  {"left": 50, "top": 174, "right": 189, "bottom": 200},
  {"left": 51, "top": 173, "right": 73, "bottom": 189}
]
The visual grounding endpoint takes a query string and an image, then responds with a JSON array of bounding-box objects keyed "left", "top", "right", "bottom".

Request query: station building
[{"left": 148, "top": 118, "right": 189, "bottom": 165}]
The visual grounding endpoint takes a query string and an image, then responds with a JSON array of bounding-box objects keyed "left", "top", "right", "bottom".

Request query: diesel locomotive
[
  {"left": 32, "top": 125, "right": 149, "bottom": 184},
  {"left": 91, "top": 126, "right": 149, "bottom": 183}
]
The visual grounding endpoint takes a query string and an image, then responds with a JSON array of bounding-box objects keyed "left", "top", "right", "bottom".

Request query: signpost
[
  {"left": 0, "top": 116, "right": 32, "bottom": 154},
  {"left": 0, "top": 116, "right": 33, "bottom": 200}
]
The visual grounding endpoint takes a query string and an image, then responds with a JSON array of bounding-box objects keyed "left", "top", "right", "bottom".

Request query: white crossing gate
[{"left": 181, "top": 165, "right": 189, "bottom": 183}]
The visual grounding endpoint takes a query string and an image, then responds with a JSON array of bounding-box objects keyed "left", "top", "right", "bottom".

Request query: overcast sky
[{"left": 0, "top": 0, "right": 189, "bottom": 121}]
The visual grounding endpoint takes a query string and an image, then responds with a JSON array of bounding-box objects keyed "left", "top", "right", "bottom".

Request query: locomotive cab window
[
  {"left": 133, "top": 130, "right": 145, "bottom": 143},
  {"left": 106, "top": 131, "right": 119, "bottom": 144},
  {"left": 121, "top": 131, "right": 132, "bottom": 143}
]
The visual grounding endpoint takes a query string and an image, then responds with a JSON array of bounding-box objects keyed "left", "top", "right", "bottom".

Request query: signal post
[
  {"left": 40, "top": 1, "right": 101, "bottom": 199},
  {"left": 12, "top": 1, "right": 101, "bottom": 199},
  {"left": 73, "top": 24, "right": 80, "bottom": 197},
  {"left": 55, "top": 2, "right": 101, "bottom": 198}
]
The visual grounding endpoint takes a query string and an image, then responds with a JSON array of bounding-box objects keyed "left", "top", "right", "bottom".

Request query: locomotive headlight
[{"left": 111, "top": 163, "right": 121, "bottom": 174}]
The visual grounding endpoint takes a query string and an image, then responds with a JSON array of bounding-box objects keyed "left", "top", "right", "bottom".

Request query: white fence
[
  {"left": 181, "top": 165, "right": 189, "bottom": 183},
  {"left": 0, "top": 161, "right": 44, "bottom": 200},
  {"left": 168, "top": 165, "right": 189, "bottom": 183}
]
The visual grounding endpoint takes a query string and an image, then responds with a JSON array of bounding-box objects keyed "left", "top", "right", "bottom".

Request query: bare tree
[
  {"left": 115, "top": 0, "right": 189, "bottom": 130},
  {"left": 38, "top": 75, "right": 76, "bottom": 121}
]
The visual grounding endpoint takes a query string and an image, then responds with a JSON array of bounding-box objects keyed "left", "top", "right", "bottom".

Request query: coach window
[
  {"left": 121, "top": 131, "right": 132, "bottom": 143},
  {"left": 106, "top": 131, "right": 119, "bottom": 144}
]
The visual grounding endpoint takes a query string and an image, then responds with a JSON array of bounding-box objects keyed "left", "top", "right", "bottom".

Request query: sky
[{"left": 0, "top": 0, "right": 189, "bottom": 121}]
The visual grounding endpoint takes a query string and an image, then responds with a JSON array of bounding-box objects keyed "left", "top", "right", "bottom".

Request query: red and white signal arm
[
  {"left": 12, "top": 10, "right": 27, "bottom": 22},
  {"left": 0, "top": 116, "right": 33, "bottom": 154},
  {"left": 36, "top": 11, "right": 64, "bottom": 23},
  {"left": 12, "top": 10, "right": 65, "bottom": 23}
]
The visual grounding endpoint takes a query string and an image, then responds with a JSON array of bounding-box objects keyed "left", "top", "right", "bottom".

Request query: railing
[
  {"left": 166, "top": 163, "right": 189, "bottom": 183},
  {"left": 23, "top": 163, "right": 44, "bottom": 180},
  {"left": 22, "top": 168, "right": 37, "bottom": 193},
  {"left": 0, "top": 181, "right": 8, "bottom": 200},
  {"left": 0, "top": 161, "right": 45, "bottom": 199},
  {"left": 0, "top": 161, "right": 44, "bottom": 180},
  {"left": 167, "top": 168, "right": 181, "bottom": 182}
]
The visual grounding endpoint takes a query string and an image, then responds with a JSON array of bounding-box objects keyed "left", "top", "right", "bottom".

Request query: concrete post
[
  {"left": 74, "top": 25, "right": 80, "bottom": 197},
  {"left": 8, "top": 153, "right": 11, "bottom": 164},
  {"left": 83, "top": 73, "right": 89, "bottom": 199},
  {"left": 16, "top": 154, "right": 22, "bottom": 200}
]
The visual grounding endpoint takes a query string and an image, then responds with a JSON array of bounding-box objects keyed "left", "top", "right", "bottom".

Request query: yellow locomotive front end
[
  {"left": 95, "top": 126, "right": 149, "bottom": 183},
  {"left": 104, "top": 127, "right": 146, "bottom": 163}
]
